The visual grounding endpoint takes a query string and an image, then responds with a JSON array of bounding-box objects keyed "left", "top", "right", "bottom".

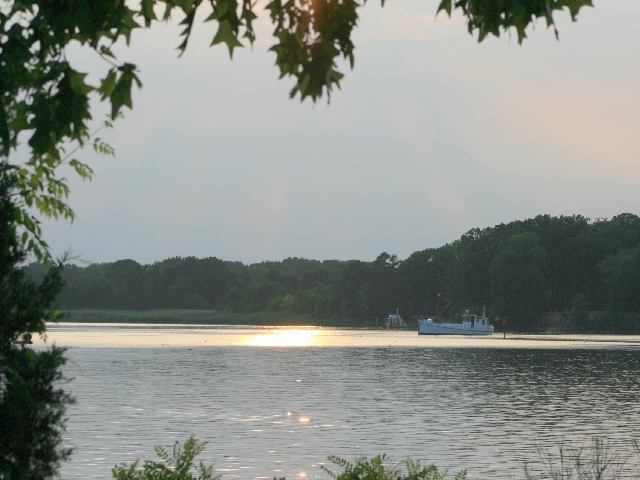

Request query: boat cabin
[
  {"left": 462, "top": 310, "right": 490, "bottom": 330},
  {"left": 386, "top": 312, "right": 406, "bottom": 329}
]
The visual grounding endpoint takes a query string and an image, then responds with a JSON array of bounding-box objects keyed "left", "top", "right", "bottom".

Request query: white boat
[
  {"left": 418, "top": 310, "right": 494, "bottom": 336},
  {"left": 386, "top": 310, "right": 406, "bottom": 329}
]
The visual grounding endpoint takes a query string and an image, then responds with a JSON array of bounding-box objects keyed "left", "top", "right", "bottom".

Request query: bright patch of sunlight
[{"left": 243, "top": 329, "right": 319, "bottom": 347}]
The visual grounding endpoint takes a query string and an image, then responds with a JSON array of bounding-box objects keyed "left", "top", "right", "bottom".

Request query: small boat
[
  {"left": 418, "top": 310, "right": 494, "bottom": 336},
  {"left": 386, "top": 309, "right": 406, "bottom": 329}
]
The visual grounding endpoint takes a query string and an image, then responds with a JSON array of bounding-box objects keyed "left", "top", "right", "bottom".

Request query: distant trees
[
  {"left": 105, "top": 260, "right": 148, "bottom": 309},
  {"left": 369, "top": 253, "right": 400, "bottom": 318},
  {"left": 570, "top": 293, "right": 591, "bottom": 331},
  {"left": 396, "top": 247, "right": 453, "bottom": 319},
  {"left": 334, "top": 260, "right": 371, "bottom": 319},
  {"left": 23, "top": 214, "right": 640, "bottom": 332},
  {"left": 600, "top": 246, "right": 640, "bottom": 314},
  {"left": 490, "top": 233, "right": 547, "bottom": 331}
]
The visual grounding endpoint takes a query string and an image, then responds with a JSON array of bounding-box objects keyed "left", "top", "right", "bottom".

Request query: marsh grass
[{"left": 524, "top": 438, "right": 639, "bottom": 480}]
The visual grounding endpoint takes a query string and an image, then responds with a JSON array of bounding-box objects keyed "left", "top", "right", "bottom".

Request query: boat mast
[{"left": 436, "top": 293, "right": 452, "bottom": 320}]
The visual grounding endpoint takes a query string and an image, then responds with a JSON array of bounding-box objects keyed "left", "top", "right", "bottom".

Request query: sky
[{"left": 40, "top": 1, "right": 640, "bottom": 265}]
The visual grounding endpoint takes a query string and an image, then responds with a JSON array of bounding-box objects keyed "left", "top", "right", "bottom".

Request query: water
[{"left": 39, "top": 324, "right": 640, "bottom": 479}]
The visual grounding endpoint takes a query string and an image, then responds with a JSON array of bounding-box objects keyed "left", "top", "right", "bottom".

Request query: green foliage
[
  {"left": 0, "top": 165, "right": 74, "bottom": 480},
  {"left": 112, "top": 437, "right": 220, "bottom": 480},
  {"left": 281, "top": 293, "right": 295, "bottom": 311},
  {"left": 570, "top": 293, "right": 590, "bottom": 330},
  {"left": 23, "top": 214, "right": 640, "bottom": 332},
  {"left": 0, "top": 0, "right": 127, "bottom": 258},
  {"left": 0, "top": 346, "right": 74, "bottom": 480},
  {"left": 321, "top": 454, "right": 467, "bottom": 480},
  {"left": 335, "top": 260, "right": 373, "bottom": 319},
  {"left": 0, "top": 168, "right": 66, "bottom": 347},
  {"left": 8, "top": 120, "right": 115, "bottom": 262},
  {"left": 600, "top": 245, "right": 640, "bottom": 314},
  {"left": 490, "top": 232, "right": 547, "bottom": 331},
  {"left": 438, "top": 0, "right": 593, "bottom": 43}
]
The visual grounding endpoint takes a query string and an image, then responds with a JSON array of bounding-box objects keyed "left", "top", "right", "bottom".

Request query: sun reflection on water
[{"left": 242, "top": 328, "right": 319, "bottom": 347}]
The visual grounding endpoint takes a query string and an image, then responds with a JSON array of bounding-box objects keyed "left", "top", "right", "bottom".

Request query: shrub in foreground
[
  {"left": 112, "top": 437, "right": 220, "bottom": 480},
  {"left": 112, "top": 436, "right": 640, "bottom": 480},
  {"left": 322, "top": 455, "right": 467, "bottom": 480},
  {"left": 111, "top": 438, "right": 465, "bottom": 480},
  {"left": 0, "top": 165, "right": 73, "bottom": 479}
]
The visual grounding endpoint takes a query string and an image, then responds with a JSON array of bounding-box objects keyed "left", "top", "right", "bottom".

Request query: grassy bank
[{"left": 62, "top": 309, "right": 377, "bottom": 327}]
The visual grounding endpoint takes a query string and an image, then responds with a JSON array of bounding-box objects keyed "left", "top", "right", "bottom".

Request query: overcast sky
[{"left": 41, "top": 1, "right": 640, "bottom": 265}]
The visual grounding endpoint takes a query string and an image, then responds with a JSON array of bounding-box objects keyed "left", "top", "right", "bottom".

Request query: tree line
[{"left": 24, "top": 213, "right": 640, "bottom": 332}]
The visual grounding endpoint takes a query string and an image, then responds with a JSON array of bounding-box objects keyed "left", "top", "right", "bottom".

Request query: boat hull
[{"left": 418, "top": 320, "right": 493, "bottom": 336}]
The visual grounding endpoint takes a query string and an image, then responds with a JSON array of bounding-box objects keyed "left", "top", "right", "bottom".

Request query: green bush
[
  {"left": 112, "top": 439, "right": 468, "bottom": 480},
  {"left": 1, "top": 165, "right": 74, "bottom": 480},
  {"left": 112, "top": 437, "right": 219, "bottom": 480},
  {"left": 322, "top": 455, "right": 467, "bottom": 480}
]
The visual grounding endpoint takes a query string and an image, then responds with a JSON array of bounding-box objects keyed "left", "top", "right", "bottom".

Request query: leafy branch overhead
[
  {"left": 437, "top": 0, "right": 593, "bottom": 43},
  {"left": 0, "top": 0, "right": 592, "bottom": 259},
  {"left": 0, "top": 0, "right": 595, "bottom": 158}
]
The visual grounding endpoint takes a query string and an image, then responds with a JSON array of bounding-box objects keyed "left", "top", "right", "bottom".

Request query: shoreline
[
  {"left": 60, "top": 309, "right": 374, "bottom": 328},
  {"left": 58, "top": 309, "right": 640, "bottom": 335}
]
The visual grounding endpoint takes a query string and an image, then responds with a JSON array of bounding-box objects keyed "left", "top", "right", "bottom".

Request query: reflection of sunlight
[{"left": 244, "top": 329, "right": 318, "bottom": 347}]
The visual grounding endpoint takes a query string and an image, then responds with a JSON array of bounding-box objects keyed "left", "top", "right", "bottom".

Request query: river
[{"left": 38, "top": 323, "right": 640, "bottom": 479}]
